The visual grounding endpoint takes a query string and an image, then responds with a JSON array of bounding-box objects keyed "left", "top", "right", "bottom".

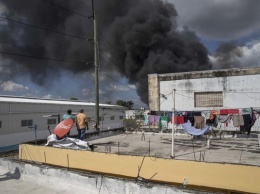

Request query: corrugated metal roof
[{"left": 0, "top": 95, "right": 125, "bottom": 109}]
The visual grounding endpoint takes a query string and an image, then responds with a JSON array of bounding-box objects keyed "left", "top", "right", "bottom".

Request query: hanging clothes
[
  {"left": 184, "top": 111, "right": 194, "bottom": 125},
  {"left": 251, "top": 107, "right": 257, "bottom": 123},
  {"left": 192, "top": 111, "right": 201, "bottom": 116},
  {"left": 182, "top": 120, "right": 210, "bottom": 136},
  {"left": 219, "top": 109, "right": 228, "bottom": 115},
  {"left": 231, "top": 115, "right": 244, "bottom": 127},
  {"left": 144, "top": 115, "right": 149, "bottom": 126},
  {"left": 166, "top": 112, "right": 173, "bottom": 123},
  {"left": 215, "top": 115, "right": 230, "bottom": 124},
  {"left": 242, "top": 108, "right": 251, "bottom": 115},
  {"left": 159, "top": 116, "right": 169, "bottom": 130},
  {"left": 148, "top": 115, "right": 155, "bottom": 126},
  {"left": 193, "top": 116, "right": 205, "bottom": 129},
  {"left": 240, "top": 114, "right": 251, "bottom": 133},
  {"left": 249, "top": 108, "right": 257, "bottom": 135},
  {"left": 227, "top": 109, "right": 239, "bottom": 114},
  {"left": 201, "top": 111, "right": 210, "bottom": 120},
  {"left": 214, "top": 115, "right": 230, "bottom": 128},
  {"left": 174, "top": 116, "right": 185, "bottom": 125},
  {"left": 154, "top": 116, "right": 161, "bottom": 127},
  {"left": 209, "top": 110, "right": 219, "bottom": 121}
]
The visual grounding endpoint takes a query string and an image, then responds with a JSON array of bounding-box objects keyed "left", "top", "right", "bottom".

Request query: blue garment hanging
[{"left": 182, "top": 121, "right": 210, "bottom": 136}]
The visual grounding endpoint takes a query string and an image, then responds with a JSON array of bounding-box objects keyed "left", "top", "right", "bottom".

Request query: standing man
[{"left": 76, "top": 109, "right": 89, "bottom": 140}]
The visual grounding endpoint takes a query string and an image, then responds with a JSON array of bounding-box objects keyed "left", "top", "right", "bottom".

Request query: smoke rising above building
[
  {"left": 211, "top": 43, "right": 242, "bottom": 69},
  {"left": 97, "top": 0, "right": 211, "bottom": 103},
  {"left": 0, "top": 0, "right": 211, "bottom": 105}
]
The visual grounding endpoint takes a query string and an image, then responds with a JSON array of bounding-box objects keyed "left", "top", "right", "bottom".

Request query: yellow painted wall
[{"left": 19, "top": 144, "right": 260, "bottom": 194}]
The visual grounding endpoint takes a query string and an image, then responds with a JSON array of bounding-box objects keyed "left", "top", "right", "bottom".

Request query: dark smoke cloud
[
  {"left": 101, "top": 1, "right": 211, "bottom": 103},
  {"left": 0, "top": 0, "right": 211, "bottom": 105},
  {"left": 212, "top": 43, "right": 243, "bottom": 69},
  {"left": 0, "top": 0, "right": 92, "bottom": 85}
]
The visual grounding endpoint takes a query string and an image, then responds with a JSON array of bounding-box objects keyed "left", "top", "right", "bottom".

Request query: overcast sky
[
  {"left": 0, "top": 0, "right": 260, "bottom": 109},
  {"left": 170, "top": 0, "right": 260, "bottom": 40},
  {"left": 170, "top": 0, "right": 260, "bottom": 69}
]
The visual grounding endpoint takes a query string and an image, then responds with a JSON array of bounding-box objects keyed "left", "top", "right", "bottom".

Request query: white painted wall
[
  {"left": 159, "top": 74, "right": 260, "bottom": 132},
  {"left": 125, "top": 110, "right": 136, "bottom": 119},
  {"left": 159, "top": 74, "right": 260, "bottom": 111}
]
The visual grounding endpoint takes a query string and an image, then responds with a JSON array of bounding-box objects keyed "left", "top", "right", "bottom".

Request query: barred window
[
  {"left": 47, "top": 119, "right": 56, "bottom": 125},
  {"left": 110, "top": 116, "right": 114, "bottom": 120},
  {"left": 21, "top": 120, "right": 33, "bottom": 127},
  {"left": 119, "top": 116, "right": 123, "bottom": 120},
  {"left": 194, "top": 92, "right": 223, "bottom": 107}
]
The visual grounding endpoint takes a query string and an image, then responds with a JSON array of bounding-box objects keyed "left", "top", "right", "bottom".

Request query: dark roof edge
[{"left": 157, "top": 66, "right": 260, "bottom": 81}]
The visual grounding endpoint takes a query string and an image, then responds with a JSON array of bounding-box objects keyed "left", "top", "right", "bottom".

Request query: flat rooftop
[
  {"left": 88, "top": 132, "right": 260, "bottom": 166},
  {"left": 1, "top": 132, "right": 260, "bottom": 194}
]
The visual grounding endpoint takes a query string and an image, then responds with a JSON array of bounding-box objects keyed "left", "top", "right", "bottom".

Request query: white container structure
[{"left": 0, "top": 96, "right": 126, "bottom": 149}]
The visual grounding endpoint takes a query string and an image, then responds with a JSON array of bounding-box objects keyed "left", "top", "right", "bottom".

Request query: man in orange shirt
[{"left": 76, "top": 109, "right": 89, "bottom": 140}]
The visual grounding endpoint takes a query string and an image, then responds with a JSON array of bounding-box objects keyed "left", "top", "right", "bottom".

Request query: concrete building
[
  {"left": 125, "top": 110, "right": 144, "bottom": 119},
  {"left": 148, "top": 67, "right": 260, "bottom": 112},
  {"left": 148, "top": 66, "right": 260, "bottom": 111}
]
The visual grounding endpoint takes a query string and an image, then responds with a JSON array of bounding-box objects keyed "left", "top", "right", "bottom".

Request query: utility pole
[
  {"left": 91, "top": 0, "right": 99, "bottom": 131},
  {"left": 171, "top": 89, "right": 176, "bottom": 158}
]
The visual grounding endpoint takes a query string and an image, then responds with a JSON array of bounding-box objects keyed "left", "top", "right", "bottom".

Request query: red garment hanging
[
  {"left": 227, "top": 109, "right": 239, "bottom": 114},
  {"left": 220, "top": 109, "right": 228, "bottom": 115},
  {"left": 174, "top": 116, "right": 185, "bottom": 124}
]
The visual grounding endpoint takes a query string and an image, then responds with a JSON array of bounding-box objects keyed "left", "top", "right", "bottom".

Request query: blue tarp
[{"left": 182, "top": 121, "right": 210, "bottom": 136}]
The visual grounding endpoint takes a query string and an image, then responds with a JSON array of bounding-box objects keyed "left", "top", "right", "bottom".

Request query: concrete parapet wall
[
  {"left": 158, "top": 66, "right": 260, "bottom": 81},
  {"left": 0, "top": 158, "right": 193, "bottom": 194},
  {"left": 19, "top": 144, "right": 260, "bottom": 193}
]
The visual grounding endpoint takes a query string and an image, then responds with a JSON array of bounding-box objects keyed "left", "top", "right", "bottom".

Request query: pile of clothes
[{"left": 45, "top": 134, "right": 93, "bottom": 151}]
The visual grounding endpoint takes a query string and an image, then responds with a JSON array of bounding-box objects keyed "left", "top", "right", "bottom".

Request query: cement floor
[{"left": 87, "top": 132, "right": 260, "bottom": 166}]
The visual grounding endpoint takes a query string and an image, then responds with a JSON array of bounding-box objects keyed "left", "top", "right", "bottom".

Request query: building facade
[{"left": 148, "top": 67, "right": 260, "bottom": 112}]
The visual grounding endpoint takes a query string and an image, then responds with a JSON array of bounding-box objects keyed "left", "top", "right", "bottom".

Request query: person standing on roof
[
  {"left": 76, "top": 109, "right": 89, "bottom": 140},
  {"left": 62, "top": 109, "right": 73, "bottom": 120},
  {"left": 62, "top": 109, "right": 73, "bottom": 137}
]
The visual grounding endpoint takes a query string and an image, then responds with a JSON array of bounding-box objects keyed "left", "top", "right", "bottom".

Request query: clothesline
[{"left": 144, "top": 107, "right": 257, "bottom": 135}]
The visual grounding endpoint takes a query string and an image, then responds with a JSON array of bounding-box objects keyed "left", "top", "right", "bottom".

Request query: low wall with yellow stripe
[{"left": 19, "top": 144, "right": 260, "bottom": 194}]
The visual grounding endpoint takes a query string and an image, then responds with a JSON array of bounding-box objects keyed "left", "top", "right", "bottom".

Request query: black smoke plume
[
  {"left": 212, "top": 42, "right": 242, "bottom": 69},
  {"left": 0, "top": 0, "right": 211, "bottom": 105}
]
